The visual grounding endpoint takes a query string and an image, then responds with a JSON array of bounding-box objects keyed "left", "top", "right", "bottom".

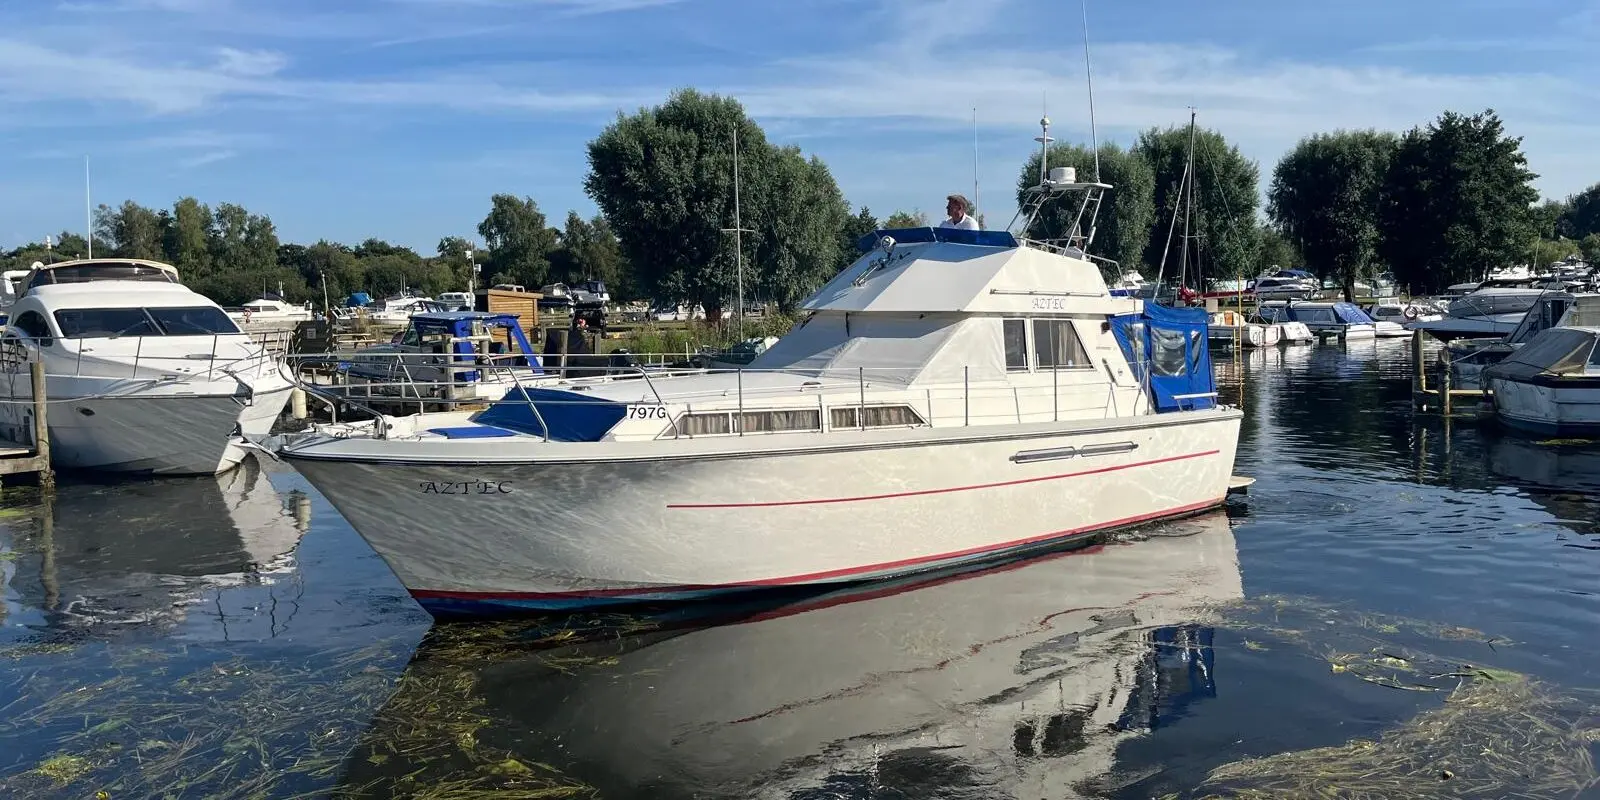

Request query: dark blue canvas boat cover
[
  {"left": 1109, "top": 303, "right": 1217, "bottom": 412},
  {"left": 854, "top": 227, "right": 1019, "bottom": 252}
]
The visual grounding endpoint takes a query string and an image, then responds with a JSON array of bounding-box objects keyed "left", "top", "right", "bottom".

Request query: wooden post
[
  {"left": 1410, "top": 329, "right": 1426, "bottom": 409},
  {"left": 30, "top": 358, "right": 53, "bottom": 491},
  {"left": 1441, "top": 354, "right": 1453, "bottom": 417}
]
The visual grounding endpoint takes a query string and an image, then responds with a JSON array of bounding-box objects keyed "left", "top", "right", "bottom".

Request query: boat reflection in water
[
  {"left": 0, "top": 455, "right": 312, "bottom": 637},
  {"left": 342, "top": 511, "right": 1242, "bottom": 799}
]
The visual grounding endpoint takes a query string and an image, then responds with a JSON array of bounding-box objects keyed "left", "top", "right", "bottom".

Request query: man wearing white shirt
[{"left": 939, "top": 194, "right": 980, "bottom": 230}]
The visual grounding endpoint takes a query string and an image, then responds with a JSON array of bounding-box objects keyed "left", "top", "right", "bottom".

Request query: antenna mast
[
  {"left": 971, "top": 107, "right": 981, "bottom": 224},
  {"left": 84, "top": 156, "right": 92, "bottom": 258},
  {"left": 1081, "top": 0, "right": 1100, "bottom": 182},
  {"left": 720, "top": 128, "right": 755, "bottom": 339}
]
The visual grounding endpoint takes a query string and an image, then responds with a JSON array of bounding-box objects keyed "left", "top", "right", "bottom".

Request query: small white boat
[
  {"left": 1208, "top": 310, "right": 1282, "bottom": 348},
  {"left": 0, "top": 258, "right": 293, "bottom": 474},
  {"left": 1369, "top": 300, "right": 1442, "bottom": 325},
  {"left": 274, "top": 155, "right": 1244, "bottom": 618},
  {"left": 1277, "top": 321, "right": 1316, "bottom": 344},
  {"left": 1485, "top": 326, "right": 1600, "bottom": 436},
  {"left": 1257, "top": 301, "right": 1405, "bottom": 340},
  {"left": 229, "top": 295, "right": 313, "bottom": 324}
]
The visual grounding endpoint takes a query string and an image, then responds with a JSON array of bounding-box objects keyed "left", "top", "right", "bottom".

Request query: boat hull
[
  {"left": 0, "top": 374, "right": 293, "bottom": 475},
  {"left": 286, "top": 409, "right": 1242, "bottom": 617},
  {"left": 1488, "top": 376, "right": 1600, "bottom": 436}
]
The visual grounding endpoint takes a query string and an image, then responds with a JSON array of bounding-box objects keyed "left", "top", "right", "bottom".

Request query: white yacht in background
[
  {"left": 1208, "top": 309, "right": 1282, "bottom": 348},
  {"left": 1257, "top": 300, "right": 1406, "bottom": 341},
  {"left": 0, "top": 258, "right": 294, "bottom": 475},
  {"left": 1369, "top": 299, "right": 1443, "bottom": 325},
  {"left": 1107, "top": 270, "right": 1150, "bottom": 297},
  {"left": 229, "top": 296, "right": 313, "bottom": 324},
  {"left": 276, "top": 156, "right": 1244, "bottom": 618},
  {"left": 1409, "top": 280, "right": 1570, "bottom": 342}
]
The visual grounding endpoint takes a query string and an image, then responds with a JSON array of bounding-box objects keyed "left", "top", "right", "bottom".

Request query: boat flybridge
[
  {"left": 275, "top": 126, "right": 1244, "bottom": 619},
  {"left": 0, "top": 258, "right": 294, "bottom": 475}
]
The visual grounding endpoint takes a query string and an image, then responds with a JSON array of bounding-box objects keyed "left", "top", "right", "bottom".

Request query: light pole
[
  {"left": 465, "top": 241, "right": 478, "bottom": 300},
  {"left": 719, "top": 127, "right": 755, "bottom": 339}
]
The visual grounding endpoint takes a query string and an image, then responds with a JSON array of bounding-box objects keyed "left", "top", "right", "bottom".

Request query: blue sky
[{"left": 2, "top": 0, "right": 1597, "bottom": 253}]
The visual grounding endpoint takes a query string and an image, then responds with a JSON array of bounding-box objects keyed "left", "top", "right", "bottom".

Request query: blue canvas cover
[
  {"left": 1332, "top": 302, "right": 1375, "bottom": 324},
  {"left": 473, "top": 388, "right": 628, "bottom": 441},
  {"left": 854, "top": 227, "right": 1019, "bottom": 252},
  {"left": 1109, "top": 303, "right": 1217, "bottom": 412}
]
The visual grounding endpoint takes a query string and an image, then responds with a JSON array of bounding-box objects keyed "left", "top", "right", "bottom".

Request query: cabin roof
[
  {"left": 18, "top": 282, "right": 215, "bottom": 310},
  {"left": 803, "top": 234, "right": 1136, "bottom": 316}
]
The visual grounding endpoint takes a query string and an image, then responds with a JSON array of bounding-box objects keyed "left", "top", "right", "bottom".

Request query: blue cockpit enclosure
[
  {"left": 1110, "top": 303, "right": 1217, "bottom": 412},
  {"left": 473, "top": 388, "right": 628, "bottom": 441}
]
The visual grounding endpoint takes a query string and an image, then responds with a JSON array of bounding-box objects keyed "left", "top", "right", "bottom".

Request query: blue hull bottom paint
[{"left": 411, "top": 502, "right": 1224, "bottom": 620}]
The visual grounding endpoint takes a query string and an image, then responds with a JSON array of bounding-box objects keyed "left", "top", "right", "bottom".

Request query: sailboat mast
[{"left": 1180, "top": 109, "right": 1197, "bottom": 293}]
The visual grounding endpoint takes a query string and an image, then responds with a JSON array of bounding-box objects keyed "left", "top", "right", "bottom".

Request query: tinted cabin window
[
  {"left": 14, "top": 311, "right": 52, "bottom": 346},
  {"left": 1032, "top": 319, "right": 1091, "bottom": 368},
  {"left": 739, "top": 409, "right": 821, "bottom": 433},
  {"left": 1003, "top": 319, "right": 1028, "bottom": 371},
  {"left": 145, "top": 307, "right": 240, "bottom": 335},
  {"left": 55, "top": 308, "right": 158, "bottom": 339}
]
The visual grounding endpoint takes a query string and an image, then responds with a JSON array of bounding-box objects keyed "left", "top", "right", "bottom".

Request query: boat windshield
[
  {"left": 54, "top": 306, "right": 242, "bottom": 338},
  {"left": 27, "top": 263, "right": 177, "bottom": 288}
]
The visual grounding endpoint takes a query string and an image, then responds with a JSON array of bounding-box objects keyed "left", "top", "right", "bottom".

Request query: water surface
[{"left": 3, "top": 338, "right": 1599, "bottom": 798}]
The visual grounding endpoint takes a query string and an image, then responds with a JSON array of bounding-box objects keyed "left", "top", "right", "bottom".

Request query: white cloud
[{"left": 214, "top": 47, "right": 288, "bottom": 77}]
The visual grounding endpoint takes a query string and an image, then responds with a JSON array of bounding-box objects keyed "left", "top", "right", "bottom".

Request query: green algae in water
[
  {"left": 0, "top": 633, "right": 601, "bottom": 799},
  {"left": 1185, "top": 671, "right": 1600, "bottom": 799}
]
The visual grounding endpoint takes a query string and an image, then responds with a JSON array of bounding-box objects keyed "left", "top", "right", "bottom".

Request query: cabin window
[
  {"left": 739, "top": 409, "right": 822, "bottom": 433},
  {"left": 144, "top": 307, "right": 240, "bottom": 335},
  {"left": 675, "top": 412, "right": 732, "bottom": 436},
  {"left": 830, "top": 404, "right": 926, "bottom": 429},
  {"left": 1032, "top": 319, "right": 1091, "bottom": 369},
  {"left": 55, "top": 308, "right": 158, "bottom": 339},
  {"left": 1588, "top": 341, "right": 1600, "bottom": 368},
  {"left": 13, "top": 311, "right": 53, "bottom": 347},
  {"left": 1150, "top": 327, "right": 1187, "bottom": 377},
  {"left": 1003, "top": 319, "right": 1028, "bottom": 371}
]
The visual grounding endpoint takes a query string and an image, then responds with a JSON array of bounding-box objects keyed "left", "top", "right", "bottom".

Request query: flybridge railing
[
  {"left": 0, "top": 334, "right": 279, "bottom": 384},
  {"left": 282, "top": 349, "right": 1153, "bottom": 440}
]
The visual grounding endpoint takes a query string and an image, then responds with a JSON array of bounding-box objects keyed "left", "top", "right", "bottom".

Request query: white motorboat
[
  {"left": 333, "top": 310, "right": 560, "bottom": 404},
  {"left": 1409, "top": 281, "right": 1571, "bottom": 342},
  {"left": 0, "top": 258, "right": 294, "bottom": 475},
  {"left": 1208, "top": 309, "right": 1282, "bottom": 348},
  {"left": 228, "top": 290, "right": 313, "bottom": 325},
  {"left": 1446, "top": 293, "right": 1596, "bottom": 391},
  {"left": 346, "top": 512, "right": 1241, "bottom": 797},
  {"left": 275, "top": 156, "right": 1244, "bottom": 618},
  {"left": 1256, "top": 301, "right": 1406, "bottom": 340},
  {"left": 1484, "top": 325, "right": 1600, "bottom": 436},
  {"left": 1369, "top": 299, "right": 1443, "bottom": 325},
  {"left": 1249, "top": 271, "right": 1318, "bottom": 301},
  {"left": 1108, "top": 270, "right": 1150, "bottom": 298}
]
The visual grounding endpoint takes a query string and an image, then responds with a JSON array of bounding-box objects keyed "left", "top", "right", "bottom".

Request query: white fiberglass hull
[
  {"left": 1488, "top": 377, "right": 1600, "bottom": 436},
  {"left": 0, "top": 373, "right": 293, "bottom": 475},
  {"left": 1208, "top": 323, "right": 1281, "bottom": 348},
  {"left": 285, "top": 408, "right": 1242, "bottom": 617}
]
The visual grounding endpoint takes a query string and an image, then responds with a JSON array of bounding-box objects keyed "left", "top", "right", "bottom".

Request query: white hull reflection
[{"left": 348, "top": 512, "right": 1242, "bottom": 798}]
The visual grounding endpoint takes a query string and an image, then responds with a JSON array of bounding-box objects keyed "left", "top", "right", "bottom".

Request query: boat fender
[{"left": 1403, "top": 305, "right": 1419, "bottom": 320}]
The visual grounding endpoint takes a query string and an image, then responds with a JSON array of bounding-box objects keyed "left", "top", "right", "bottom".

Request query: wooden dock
[
  {"left": 1409, "top": 329, "right": 1489, "bottom": 416},
  {"left": 0, "top": 360, "right": 54, "bottom": 488}
]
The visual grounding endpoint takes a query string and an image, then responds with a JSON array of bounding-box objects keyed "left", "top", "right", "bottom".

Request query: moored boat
[
  {"left": 1484, "top": 326, "right": 1600, "bottom": 436},
  {"left": 275, "top": 149, "right": 1243, "bottom": 618},
  {"left": 0, "top": 258, "right": 293, "bottom": 474}
]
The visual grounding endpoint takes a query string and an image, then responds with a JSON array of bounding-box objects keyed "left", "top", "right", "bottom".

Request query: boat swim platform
[{"left": 1227, "top": 475, "right": 1254, "bottom": 495}]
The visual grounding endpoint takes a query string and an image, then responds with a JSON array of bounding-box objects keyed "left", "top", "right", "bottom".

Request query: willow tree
[
  {"left": 1134, "top": 125, "right": 1260, "bottom": 285},
  {"left": 1015, "top": 141, "right": 1155, "bottom": 276},
  {"left": 585, "top": 89, "right": 848, "bottom": 316},
  {"left": 1268, "top": 130, "right": 1398, "bottom": 299}
]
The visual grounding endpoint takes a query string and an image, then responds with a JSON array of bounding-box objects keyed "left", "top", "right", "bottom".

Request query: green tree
[
  {"left": 476, "top": 194, "right": 556, "bottom": 289},
  {"left": 549, "top": 212, "right": 627, "bottom": 291},
  {"left": 1016, "top": 141, "right": 1155, "bottom": 276},
  {"left": 1135, "top": 124, "right": 1261, "bottom": 285},
  {"left": 836, "top": 206, "right": 879, "bottom": 272},
  {"left": 1256, "top": 223, "right": 1303, "bottom": 273},
  {"left": 883, "top": 210, "right": 928, "bottom": 228},
  {"left": 1268, "top": 130, "right": 1398, "bottom": 299},
  {"left": 94, "top": 201, "right": 166, "bottom": 260},
  {"left": 752, "top": 149, "right": 848, "bottom": 312},
  {"left": 165, "top": 197, "right": 214, "bottom": 276},
  {"left": 1579, "top": 233, "right": 1600, "bottom": 265},
  {"left": 1378, "top": 109, "right": 1539, "bottom": 293},
  {"left": 586, "top": 88, "right": 848, "bottom": 317},
  {"left": 434, "top": 236, "right": 478, "bottom": 293},
  {"left": 1558, "top": 183, "right": 1600, "bottom": 240}
]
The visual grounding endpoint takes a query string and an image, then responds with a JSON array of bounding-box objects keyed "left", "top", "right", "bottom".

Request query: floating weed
[
  {"left": 1191, "top": 671, "right": 1600, "bottom": 799},
  {"left": 0, "top": 632, "right": 596, "bottom": 799},
  {"left": 33, "top": 753, "right": 92, "bottom": 784}
]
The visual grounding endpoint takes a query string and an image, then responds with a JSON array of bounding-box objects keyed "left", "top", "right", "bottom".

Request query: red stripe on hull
[
  {"left": 664, "top": 449, "right": 1221, "bottom": 510},
  {"left": 409, "top": 495, "right": 1226, "bottom": 601}
]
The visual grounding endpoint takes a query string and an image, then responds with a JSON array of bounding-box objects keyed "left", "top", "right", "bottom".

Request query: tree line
[
  {"left": 3, "top": 91, "right": 1589, "bottom": 312},
  {"left": 1266, "top": 109, "right": 1599, "bottom": 297}
]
